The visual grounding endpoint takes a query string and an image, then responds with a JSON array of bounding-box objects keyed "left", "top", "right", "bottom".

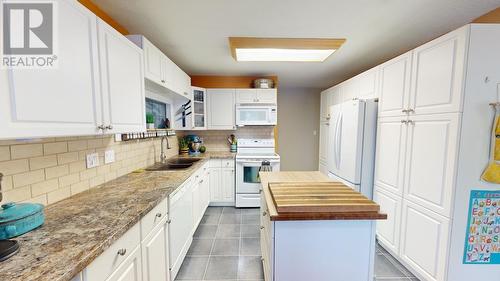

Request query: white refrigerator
[{"left": 327, "top": 99, "right": 378, "bottom": 199}]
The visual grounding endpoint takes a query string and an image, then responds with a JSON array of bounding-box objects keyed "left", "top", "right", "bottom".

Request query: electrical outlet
[
  {"left": 105, "top": 150, "right": 115, "bottom": 164},
  {"left": 86, "top": 153, "right": 99, "bottom": 169}
]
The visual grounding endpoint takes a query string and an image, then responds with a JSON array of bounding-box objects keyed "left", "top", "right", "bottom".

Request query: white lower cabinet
[
  {"left": 106, "top": 245, "right": 143, "bottom": 281},
  {"left": 209, "top": 159, "right": 235, "bottom": 205},
  {"left": 168, "top": 180, "right": 194, "bottom": 280},
  {"left": 142, "top": 220, "right": 169, "bottom": 281},
  {"left": 400, "top": 200, "right": 450, "bottom": 281},
  {"left": 373, "top": 187, "right": 402, "bottom": 255},
  {"left": 76, "top": 160, "right": 229, "bottom": 281}
]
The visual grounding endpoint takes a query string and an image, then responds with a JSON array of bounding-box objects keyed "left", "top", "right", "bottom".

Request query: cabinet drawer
[
  {"left": 221, "top": 159, "right": 234, "bottom": 168},
  {"left": 85, "top": 223, "right": 141, "bottom": 281},
  {"left": 140, "top": 198, "right": 168, "bottom": 239},
  {"left": 209, "top": 159, "right": 222, "bottom": 168}
]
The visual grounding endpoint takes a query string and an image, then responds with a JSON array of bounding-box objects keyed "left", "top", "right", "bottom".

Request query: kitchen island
[{"left": 259, "top": 171, "right": 386, "bottom": 281}]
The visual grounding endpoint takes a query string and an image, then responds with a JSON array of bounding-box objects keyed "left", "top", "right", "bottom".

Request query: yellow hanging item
[{"left": 481, "top": 111, "right": 500, "bottom": 183}]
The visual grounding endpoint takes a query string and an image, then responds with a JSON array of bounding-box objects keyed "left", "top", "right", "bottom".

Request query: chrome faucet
[{"left": 160, "top": 136, "right": 171, "bottom": 163}]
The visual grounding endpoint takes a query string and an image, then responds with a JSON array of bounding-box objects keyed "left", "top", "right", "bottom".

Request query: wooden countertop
[{"left": 259, "top": 171, "right": 387, "bottom": 221}]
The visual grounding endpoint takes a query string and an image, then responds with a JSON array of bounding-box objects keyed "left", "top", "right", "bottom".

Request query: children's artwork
[{"left": 463, "top": 190, "right": 500, "bottom": 264}]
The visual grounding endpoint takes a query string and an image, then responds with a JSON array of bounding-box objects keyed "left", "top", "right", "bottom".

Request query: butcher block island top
[{"left": 259, "top": 171, "right": 387, "bottom": 221}]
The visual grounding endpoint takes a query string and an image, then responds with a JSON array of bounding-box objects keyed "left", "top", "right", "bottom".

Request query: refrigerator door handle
[{"left": 335, "top": 112, "right": 343, "bottom": 169}]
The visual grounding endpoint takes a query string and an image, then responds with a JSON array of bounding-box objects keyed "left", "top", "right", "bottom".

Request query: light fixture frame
[{"left": 228, "top": 37, "right": 346, "bottom": 62}]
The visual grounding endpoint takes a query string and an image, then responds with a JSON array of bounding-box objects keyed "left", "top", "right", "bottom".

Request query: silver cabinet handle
[
  {"left": 402, "top": 109, "right": 409, "bottom": 113},
  {"left": 167, "top": 219, "right": 172, "bottom": 224},
  {"left": 408, "top": 120, "right": 415, "bottom": 125},
  {"left": 199, "top": 180, "right": 204, "bottom": 184},
  {"left": 97, "top": 124, "right": 105, "bottom": 130},
  {"left": 106, "top": 125, "right": 113, "bottom": 130},
  {"left": 156, "top": 213, "right": 162, "bottom": 218},
  {"left": 260, "top": 226, "right": 264, "bottom": 229},
  {"left": 161, "top": 80, "right": 166, "bottom": 83},
  {"left": 117, "top": 249, "right": 127, "bottom": 256},
  {"left": 262, "top": 211, "right": 267, "bottom": 216},
  {"left": 401, "top": 120, "right": 408, "bottom": 124},
  {"left": 408, "top": 109, "right": 414, "bottom": 113}
]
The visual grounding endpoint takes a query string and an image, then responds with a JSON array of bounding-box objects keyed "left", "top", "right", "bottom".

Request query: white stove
[{"left": 235, "top": 139, "right": 280, "bottom": 207}]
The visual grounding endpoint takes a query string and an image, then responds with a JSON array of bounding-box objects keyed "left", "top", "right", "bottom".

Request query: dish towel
[{"left": 481, "top": 109, "right": 500, "bottom": 183}]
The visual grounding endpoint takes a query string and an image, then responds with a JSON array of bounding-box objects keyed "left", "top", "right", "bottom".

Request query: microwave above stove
[{"left": 236, "top": 105, "right": 277, "bottom": 126}]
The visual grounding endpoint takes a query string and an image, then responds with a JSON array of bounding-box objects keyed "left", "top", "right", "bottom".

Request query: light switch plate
[
  {"left": 105, "top": 150, "right": 115, "bottom": 164},
  {"left": 86, "top": 153, "right": 99, "bottom": 169}
]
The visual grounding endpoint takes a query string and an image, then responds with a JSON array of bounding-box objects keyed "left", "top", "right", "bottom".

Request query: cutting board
[{"left": 268, "top": 182, "right": 380, "bottom": 213}]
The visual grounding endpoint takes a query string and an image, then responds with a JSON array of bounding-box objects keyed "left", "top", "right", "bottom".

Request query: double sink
[{"left": 146, "top": 157, "right": 202, "bottom": 171}]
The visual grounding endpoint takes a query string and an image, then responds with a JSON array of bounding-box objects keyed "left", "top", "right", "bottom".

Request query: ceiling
[{"left": 93, "top": 0, "right": 500, "bottom": 89}]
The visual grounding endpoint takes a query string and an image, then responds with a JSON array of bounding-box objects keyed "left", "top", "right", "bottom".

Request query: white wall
[{"left": 277, "top": 88, "right": 321, "bottom": 171}]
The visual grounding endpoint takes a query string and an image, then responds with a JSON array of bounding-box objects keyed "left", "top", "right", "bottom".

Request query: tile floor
[{"left": 175, "top": 206, "right": 419, "bottom": 281}]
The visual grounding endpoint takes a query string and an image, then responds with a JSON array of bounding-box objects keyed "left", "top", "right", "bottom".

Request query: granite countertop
[{"left": 0, "top": 151, "right": 234, "bottom": 281}]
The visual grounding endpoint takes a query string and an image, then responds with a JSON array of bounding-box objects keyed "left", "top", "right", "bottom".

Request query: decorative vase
[
  {"left": 230, "top": 144, "right": 237, "bottom": 152},
  {"left": 147, "top": 123, "right": 155, "bottom": 129},
  {"left": 180, "top": 148, "right": 189, "bottom": 155}
]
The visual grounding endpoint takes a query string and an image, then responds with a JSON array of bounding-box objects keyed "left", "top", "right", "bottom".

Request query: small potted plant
[
  {"left": 179, "top": 137, "right": 189, "bottom": 155},
  {"left": 146, "top": 113, "right": 155, "bottom": 129}
]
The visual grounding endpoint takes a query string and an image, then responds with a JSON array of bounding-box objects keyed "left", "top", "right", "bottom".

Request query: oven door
[
  {"left": 236, "top": 160, "right": 280, "bottom": 193},
  {"left": 236, "top": 106, "right": 276, "bottom": 126}
]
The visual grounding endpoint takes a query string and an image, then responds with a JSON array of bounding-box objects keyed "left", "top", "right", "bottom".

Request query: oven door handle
[{"left": 236, "top": 160, "right": 280, "bottom": 164}]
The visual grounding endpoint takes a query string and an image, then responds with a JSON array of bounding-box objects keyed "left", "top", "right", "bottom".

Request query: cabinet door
[
  {"left": 341, "top": 79, "right": 358, "bottom": 102},
  {"left": 97, "top": 19, "right": 145, "bottom": 134},
  {"left": 320, "top": 90, "right": 330, "bottom": 121},
  {"left": 221, "top": 168, "right": 235, "bottom": 203},
  {"left": 201, "top": 171, "right": 210, "bottom": 212},
  {"left": 256, "top": 89, "right": 277, "bottom": 103},
  {"left": 207, "top": 89, "right": 236, "bottom": 130},
  {"left": 209, "top": 168, "right": 222, "bottom": 202},
  {"left": 142, "top": 223, "right": 169, "bottom": 281},
  {"left": 143, "top": 39, "right": 163, "bottom": 85},
  {"left": 403, "top": 113, "right": 460, "bottom": 217},
  {"left": 318, "top": 121, "right": 330, "bottom": 165},
  {"left": 378, "top": 52, "right": 412, "bottom": 117},
  {"left": 400, "top": 200, "right": 450, "bottom": 281},
  {"left": 373, "top": 116, "right": 408, "bottom": 196},
  {"left": 168, "top": 183, "right": 193, "bottom": 278},
  {"left": 0, "top": 0, "right": 102, "bottom": 139},
  {"left": 357, "top": 67, "right": 379, "bottom": 99},
  {"left": 191, "top": 180, "right": 202, "bottom": 228},
  {"left": 161, "top": 55, "right": 174, "bottom": 89},
  {"left": 373, "top": 188, "right": 402, "bottom": 255},
  {"left": 236, "top": 89, "right": 257, "bottom": 103},
  {"left": 105, "top": 245, "right": 142, "bottom": 281},
  {"left": 409, "top": 26, "right": 468, "bottom": 115}
]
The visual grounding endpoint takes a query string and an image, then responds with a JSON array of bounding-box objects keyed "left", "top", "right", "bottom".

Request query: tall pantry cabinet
[{"left": 374, "top": 24, "right": 500, "bottom": 281}]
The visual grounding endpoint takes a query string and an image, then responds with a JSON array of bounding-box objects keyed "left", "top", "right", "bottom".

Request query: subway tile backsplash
[{"left": 0, "top": 135, "right": 178, "bottom": 206}]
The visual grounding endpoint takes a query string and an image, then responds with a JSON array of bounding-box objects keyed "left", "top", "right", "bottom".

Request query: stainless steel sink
[
  {"left": 167, "top": 158, "right": 202, "bottom": 165},
  {"left": 145, "top": 158, "right": 201, "bottom": 171}
]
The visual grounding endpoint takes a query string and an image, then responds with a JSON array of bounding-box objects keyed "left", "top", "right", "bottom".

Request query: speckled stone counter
[{"left": 0, "top": 152, "right": 234, "bottom": 281}]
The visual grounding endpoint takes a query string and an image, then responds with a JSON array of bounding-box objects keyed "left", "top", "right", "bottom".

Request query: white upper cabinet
[
  {"left": 403, "top": 113, "right": 460, "bottom": 217},
  {"left": 357, "top": 67, "right": 379, "bottom": 99},
  {"left": 256, "top": 89, "right": 277, "bottom": 103},
  {"left": 378, "top": 52, "right": 412, "bottom": 117},
  {"left": 320, "top": 90, "right": 330, "bottom": 121},
  {"left": 127, "top": 35, "right": 191, "bottom": 99},
  {"left": 207, "top": 89, "right": 236, "bottom": 130},
  {"left": 0, "top": 0, "right": 102, "bottom": 139},
  {"left": 236, "top": 89, "right": 277, "bottom": 104},
  {"left": 409, "top": 27, "right": 468, "bottom": 115},
  {"left": 341, "top": 79, "right": 359, "bottom": 102},
  {"left": 97, "top": 19, "right": 145, "bottom": 134},
  {"left": 374, "top": 116, "right": 408, "bottom": 196},
  {"left": 143, "top": 39, "right": 164, "bottom": 86}
]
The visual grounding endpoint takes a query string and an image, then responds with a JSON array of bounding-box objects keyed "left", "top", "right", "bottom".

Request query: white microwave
[{"left": 236, "top": 105, "right": 277, "bottom": 126}]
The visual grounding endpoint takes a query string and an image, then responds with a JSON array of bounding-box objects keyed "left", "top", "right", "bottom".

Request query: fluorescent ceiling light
[
  {"left": 235, "top": 48, "right": 336, "bottom": 62},
  {"left": 229, "top": 37, "right": 345, "bottom": 62}
]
